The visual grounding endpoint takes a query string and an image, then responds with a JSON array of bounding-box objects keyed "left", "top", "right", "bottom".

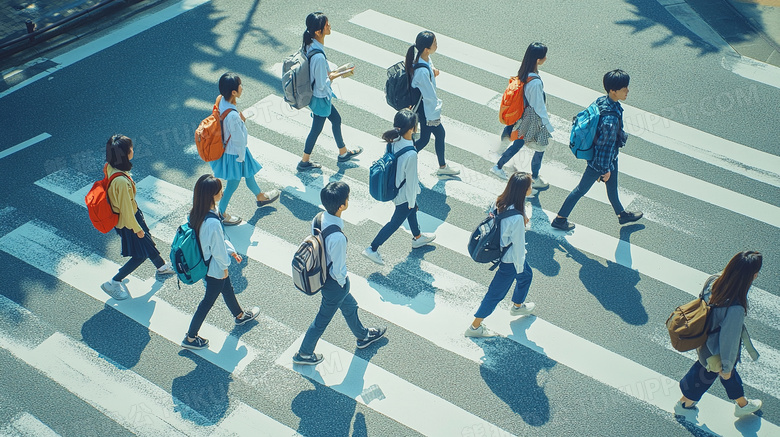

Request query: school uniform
[
  {"left": 473, "top": 205, "right": 532, "bottom": 319},
  {"left": 370, "top": 138, "right": 421, "bottom": 250},
  {"left": 304, "top": 40, "right": 347, "bottom": 155},
  {"left": 298, "top": 212, "right": 368, "bottom": 356},
  {"left": 411, "top": 58, "right": 447, "bottom": 167}
]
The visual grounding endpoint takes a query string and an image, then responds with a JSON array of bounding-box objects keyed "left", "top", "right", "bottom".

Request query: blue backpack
[
  {"left": 369, "top": 143, "right": 416, "bottom": 201},
  {"left": 170, "top": 212, "right": 219, "bottom": 286},
  {"left": 569, "top": 103, "right": 619, "bottom": 160}
]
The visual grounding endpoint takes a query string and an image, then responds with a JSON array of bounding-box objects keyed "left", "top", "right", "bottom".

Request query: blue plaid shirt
[{"left": 588, "top": 96, "right": 627, "bottom": 174}]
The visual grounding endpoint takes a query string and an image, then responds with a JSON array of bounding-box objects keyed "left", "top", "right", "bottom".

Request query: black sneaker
[
  {"left": 292, "top": 352, "right": 324, "bottom": 365},
  {"left": 551, "top": 217, "right": 575, "bottom": 231},
  {"left": 181, "top": 335, "right": 209, "bottom": 350},
  {"left": 297, "top": 160, "right": 322, "bottom": 171},
  {"left": 618, "top": 211, "right": 643, "bottom": 225},
  {"left": 337, "top": 147, "right": 364, "bottom": 162},
  {"left": 235, "top": 306, "right": 260, "bottom": 325},
  {"left": 357, "top": 327, "right": 387, "bottom": 349}
]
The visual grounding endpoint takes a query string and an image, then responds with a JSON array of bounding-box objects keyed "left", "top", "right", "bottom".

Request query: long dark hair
[
  {"left": 495, "top": 172, "right": 532, "bottom": 218},
  {"left": 517, "top": 42, "right": 547, "bottom": 81},
  {"left": 190, "top": 174, "right": 223, "bottom": 237},
  {"left": 219, "top": 73, "right": 241, "bottom": 102},
  {"left": 405, "top": 31, "right": 435, "bottom": 79},
  {"left": 709, "top": 251, "right": 762, "bottom": 312},
  {"left": 302, "top": 12, "right": 328, "bottom": 49},
  {"left": 382, "top": 108, "right": 418, "bottom": 142},
  {"left": 106, "top": 134, "right": 133, "bottom": 171}
]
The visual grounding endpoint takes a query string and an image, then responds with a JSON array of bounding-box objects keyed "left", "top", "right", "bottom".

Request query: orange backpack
[
  {"left": 498, "top": 76, "right": 539, "bottom": 126},
  {"left": 85, "top": 164, "right": 132, "bottom": 233},
  {"left": 195, "top": 95, "right": 235, "bottom": 162}
]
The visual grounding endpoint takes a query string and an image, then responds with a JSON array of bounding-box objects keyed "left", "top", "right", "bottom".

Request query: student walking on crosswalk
[
  {"left": 492, "top": 42, "right": 553, "bottom": 196},
  {"left": 675, "top": 251, "right": 764, "bottom": 418},
  {"left": 294, "top": 182, "right": 387, "bottom": 365},
  {"left": 181, "top": 174, "right": 260, "bottom": 350},
  {"left": 100, "top": 135, "right": 175, "bottom": 300},
  {"left": 551, "top": 69, "right": 642, "bottom": 231},
  {"left": 297, "top": 12, "right": 363, "bottom": 172},
  {"left": 363, "top": 109, "right": 436, "bottom": 265},
  {"left": 209, "top": 73, "right": 280, "bottom": 226},
  {"left": 466, "top": 172, "right": 536, "bottom": 338},
  {"left": 407, "top": 31, "right": 459, "bottom": 176}
]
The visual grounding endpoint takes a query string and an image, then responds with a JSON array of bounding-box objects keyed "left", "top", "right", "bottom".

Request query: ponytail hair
[
  {"left": 190, "top": 174, "right": 222, "bottom": 237},
  {"left": 302, "top": 12, "right": 328, "bottom": 50},
  {"left": 517, "top": 42, "right": 547, "bottom": 81},
  {"left": 405, "top": 31, "right": 435, "bottom": 78},
  {"left": 382, "top": 108, "right": 418, "bottom": 142}
]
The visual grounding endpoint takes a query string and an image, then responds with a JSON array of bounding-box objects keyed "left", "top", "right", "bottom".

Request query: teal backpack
[
  {"left": 170, "top": 212, "right": 219, "bottom": 286},
  {"left": 569, "top": 102, "right": 619, "bottom": 160}
]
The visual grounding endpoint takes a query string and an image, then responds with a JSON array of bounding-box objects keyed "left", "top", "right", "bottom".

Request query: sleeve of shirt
[
  {"left": 509, "top": 217, "right": 526, "bottom": 274},
  {"left": 718, "top": 306, "right": 746, "bottom": 373},
  {"left": 111, "top": 178, "right": 142, "bottom": 233},
  {"left": 327, "top": 233, "right": 348, "bottom": 287},
  {"left": 590, "top": 115, "right": 620, "bottom": 174},
  {"left": 525, "top": 79, "right": 554, "bottom": 133},
  {"left": 398, "top": 152, "right": 419, "bottom": 208},
  {"left": 310, "top": 53, "right": 331, "bottom": 97},
  {"left": 205, "top": 219, "right": 232, "bottom": 273},
  {"left": 226, "top": 112, "right": 248, "bottom": 162},
  {"left": 412, "top": 67, "right": 442, "bottom": 120}
]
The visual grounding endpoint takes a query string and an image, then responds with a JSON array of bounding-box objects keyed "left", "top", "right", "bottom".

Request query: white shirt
[
  {"left": 498, "top": 205, "right": 527, "bottom": 274},
  {"left": 307, "top": 41, "right": 332, "bottom": 99},
  {"left": 411, "top": 58, "right": 441, "bottom": 121},
  {"left": 199, "top": 211, "right": 236, "bottom": 278},
  {"left": 525, "top": 73, "right": 554, "bottom": 134},
  {"left": 218, "top": 97, "right": 249, "bottom": 162},
  {"left": 313, "top": 212, "right": 347, "bottom": 287},
  {"left": 391, "top": 138, "right": 420, "bottom": 208}
]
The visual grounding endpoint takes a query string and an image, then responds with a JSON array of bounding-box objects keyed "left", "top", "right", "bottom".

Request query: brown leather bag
[{"left": 666, "top": 275, "right": 720, "bottom": 352}]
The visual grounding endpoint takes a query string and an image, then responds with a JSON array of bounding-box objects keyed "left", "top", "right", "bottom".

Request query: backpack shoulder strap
[
  {"left": 412, "top": 62, "right": 433, "bottom": 80},
  {"left": 320, "top": 224, "right": 343, "bottom": 240},
  {"left": 306, "top": 48, "right": 325, "bottom": 61},
  {"left": 394, "top": 145, "right": 417, "bottom": 189}
]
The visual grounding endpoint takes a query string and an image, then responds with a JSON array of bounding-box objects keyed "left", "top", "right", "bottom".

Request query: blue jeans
[
  {"left": 557, "top": 160, "right": 624, "bottom": 218},
  {"left": 370, "top": 203, "right": 420, "bottom": 251},
  {"left": 474, "top": 261, "right": 533, "bottom": 319},
  {"left": 187, "top": 276, "right": 243, "bottom": 338},
  {"left": 299, "top": 277, "right": 368, "bottom": 355},
  {"left": 497, "top": 125, "right": 543, "bottom": 178},
  {"left": 679, "top": 361, "right": 744, "bottom": 402},
  {"left": 113, "top": 254, "right": 165, "bottom": 282},
  {"left": 218, "top": 177, "right": 262, "bottom": 215},
  {"left": 414, "top": 106, "right": 446, "bottom": 167},
  {"left": 304, "top": 104, "right": 346, "bottom": 155}
]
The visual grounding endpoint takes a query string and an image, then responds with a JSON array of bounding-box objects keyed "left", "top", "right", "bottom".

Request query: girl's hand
[
  {"left": 523, "top": 216, "right": 530, "bottom": 226},
  {"left": 231, "top": 252, "right": 242, "bottom": 263},
  {"left": 719, "top": 370, "right": 732, "bottom": 380},
  {"left": 328, "top": 71, "right": 340, "bottom": 81},
  {"left": 136, "top": 230, "right": 145, "bottom": 239},
  {"left": 433, "top": 68, "right": 440, "bottom": 77},
  {"left": 222, "top": 269, "right": 229, "bottom": 279}
]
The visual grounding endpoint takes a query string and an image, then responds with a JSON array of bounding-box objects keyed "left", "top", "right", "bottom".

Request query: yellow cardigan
[{"left": 106, "top": 164, "right": 142, "bottom": 233}]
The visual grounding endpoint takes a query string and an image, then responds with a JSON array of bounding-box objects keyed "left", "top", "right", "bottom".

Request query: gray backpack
[
  {"left": 291, "top": 212, "right": 343, "bottom": 295},
  {"left": 282, "top": 47, "right": 325, "bottom": 109}
]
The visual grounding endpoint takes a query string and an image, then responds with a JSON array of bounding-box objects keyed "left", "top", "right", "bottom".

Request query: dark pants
[
  {"left": 371, "top": 203, "right": 420, "bottom": 251},
  {"left": 414, "top": 106, "right": 446, "bottom": 167},
  {"left": 187, "top": 276, "right": 243, "bottom": 338},
  {"left": 113, "top": 254, "right": 165, "bottom": 282},
  {"left": 679, "top": 361, "right": 745, "bottom": 402},
  {"left": 304, "top": 104, "right": 346, "bottom": 155},
  {"left": 497, "top": 126, "right": 544, "bottom": 178},
  {"left": 299, "top": 277, "right": 367, "bottom": 355},
  {"left": 474, "top": 261, "right": 533, "bottom": 319},
  {"left": 557, "top": 160, "right": 624, "bottom": 218}
]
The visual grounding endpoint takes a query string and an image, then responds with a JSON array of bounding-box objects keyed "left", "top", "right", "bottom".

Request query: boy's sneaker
[
  {"left": 618, "top": 210, "right": 643, "bottom": 225},
  {"left": 222, "top": 212, "right": 242, "bottom": 226},
  {"left": 490, "top": 165, "right": 508, "bottom": 180},
  {"left": 181, "top": 335, "right": 209, "bottom": 350},
  {"left": 674, "top": 400, "right": 698, "bottom": 416},
  {"left": 235, "top": 306, "right": 260, "bottom": 325},
  {"left": 436, "top": 165, "right": 460, "bottom": 176},
  {"left": 551, "top": 217, "right": 575, "bottom": 231},
  {"left": 362, "top": 247, "right": 385, "bottom": 265},
  {"left": 411, "top": 233, "right": 436, "bottom": 249},
  {"left": 293, "top": 352, "right": 324, "bottom": 365},
  {"left": 509, "top": 302, "right": 536, "bottom": 317},
  {"left": 465, "top": 324, "right": 500, "bottom": 338},
  {"left": 532, "top": 176, "right": 549, "bottom": 189},
  {"left": 101, "top": 280, "right": 129, "bottom": 300},
  {"left": 734, "top": 399, "right": 762, "bottom": 417},
  {"left": 156, "top": 262, "right": 175, "bottom": 275},
  {"left": 297, "top": 160, "right": 322, "bottom": 171},
  {"left": 357, "top": 327, "right": 387, "bottom": 349}
]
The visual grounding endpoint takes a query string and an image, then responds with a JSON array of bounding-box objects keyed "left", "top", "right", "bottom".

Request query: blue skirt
[
  {"left": 210, "top": 152, "right": 262, "bottom": 181},
  {"left": 116, "top": 210, "right": 161, "bottom": 259},
  {"left": 309, "top": 96, "right": 332, "bottom": 118}
]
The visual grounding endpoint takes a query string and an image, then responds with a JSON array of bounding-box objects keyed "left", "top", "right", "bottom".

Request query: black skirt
[{"left": 115, "top": 209, "right": 161, "bottom": 260}]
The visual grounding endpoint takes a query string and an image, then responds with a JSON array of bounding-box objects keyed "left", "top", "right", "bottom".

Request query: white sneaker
[
  {"left": 222, "top": 213, "right": 242, "bottom": 226},
  {"left": 509, "top": 302, "right": 536, "bottom": 317},
  {"left": 362, "top": 248, "right": 385, "bottom": 265},
  {"left": 734, "top": 399, "right": 762, "bottom": 417},
  {"left": 532, "top": 176, "right": 549, "bottom": 189},
  {"left": 436, "top": 165, "right": 460, "bottom": 176},
  {"left": 489, "top": 165, "right": 508, "bottom": 180},
  {"left": 673, "top": 400, "right": 698, "bottom": 417},
  {"left": 101, "top": 280, "right": 129, "bottom": 300},
  {"left": 411, "top": 233, "right": 436, "bottom": 249},
  {"left": 464, "top": 324, "right": 500, "bottom": 338},
  {"left": 157, "top": 262, "right": 175, "bottom": 275}
]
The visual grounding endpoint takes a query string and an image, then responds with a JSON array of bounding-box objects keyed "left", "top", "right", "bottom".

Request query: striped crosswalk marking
[{"left": 0, "top": 412, "right": 61, "bottom": 437}]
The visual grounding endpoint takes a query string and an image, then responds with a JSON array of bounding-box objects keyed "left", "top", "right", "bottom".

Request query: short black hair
[
  {"left": 321, "top": 182, "right": 350, "bottom": 215},
  {"left": 219, "top": 72, "right": 241, "bottom": 101},
  {"left": 106, "top": 134, "right": 133, "bottom": 171},
  {"left": 603, "top": 69, "right": 630, "bottom": 93}
]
